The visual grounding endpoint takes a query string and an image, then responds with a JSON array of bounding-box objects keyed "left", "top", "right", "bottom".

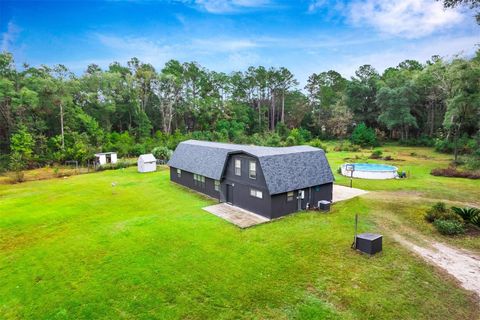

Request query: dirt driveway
[
  {"left": 364, "top": 191, "right": 480, "bottom": 300},
  {"left": 394, "top": 233, "right": 480, "bottom": 298}
]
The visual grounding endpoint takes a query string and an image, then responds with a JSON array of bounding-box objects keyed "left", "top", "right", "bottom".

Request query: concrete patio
[
  {"left": 332, "top": 184, "right": 368, "bottom": 203},
  {"left": 203, "top": 203, "right": 270, "bottom": 228}
]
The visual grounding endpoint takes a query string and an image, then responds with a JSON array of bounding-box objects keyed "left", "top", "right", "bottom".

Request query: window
[
  {"left": 235, "top": 159, "right": 241, "bottom": 176},
  {"left": 287, "top": 191, "right": 294, "bottom": 202},
  {"left": 177, "top": 168, "right": 181, "bottom": 178},
  {"left": 249, "top": 161, "right": 256, "bottom": 179},
  {"left": 250, "top": 188, "right": 263, "bottom": 199},
  {"left": 214, "top": 180, "right": 220, "bottom": 191},
  {"left": 194, "top": 174, "right": 205, "bottom": 188}
]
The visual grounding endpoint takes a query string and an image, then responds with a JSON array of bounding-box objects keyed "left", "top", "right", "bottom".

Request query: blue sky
[{"left": 1, "top": 0, "right": 479, "bottom": 84}]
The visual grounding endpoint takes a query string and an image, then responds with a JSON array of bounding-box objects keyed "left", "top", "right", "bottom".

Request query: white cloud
[
  {"left": 348, "top": 0, "right": 465, "bottom": 38},
  {"left": 194, "top": 0, "right": 270, "bottom": 13},
  {"left": 331, "top": 35, "right": 479, "bottom": 77},
  {"left": 226, "top": 51, "right": 261, "bottom": 69},
  {"left": 1, "top": 21, "right": 21, "bottom": 52},
  {"left": 95, "top": 33, "right": 174, "bottom": 66},
  {"left": 191, "top": 38, "right": 258, "bottom": 51}
]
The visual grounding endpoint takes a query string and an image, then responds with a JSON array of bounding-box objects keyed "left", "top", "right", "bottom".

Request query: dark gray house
[{"left": 168, "top": 140, "right": 334, "bottom": 219}]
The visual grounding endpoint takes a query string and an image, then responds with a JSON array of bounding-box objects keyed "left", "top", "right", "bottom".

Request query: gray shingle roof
[{"left": 168, "top": 140, "right": 334, "bottom": 195}]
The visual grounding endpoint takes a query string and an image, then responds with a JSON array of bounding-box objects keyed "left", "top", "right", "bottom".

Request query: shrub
[
  {"left": 399, "top": 135, "right": 435, "bottom": 147},
  {"left": 286, "top": 128, "right": 309, "bottom": 146},
  {"left": 8, "top": 152, "right": 26, "bottom": 183},
  {"left": 434, "top": 134, "right": 475, "bottom": 155},
  {"left": 95, "top": 160, "right": 134, "bottom": 171},
  {"left": 433, "top": 219, "right": 465, "bottom": 235},
  {"left": 383, "top": 155, "right": 393, "bottom": 161},
  {"left": 309, "top": 138, "right": 328, "bottom": 152},
  {"left": 285, "top": 135, "right": 297, "bottom": 146},
  {"left": 334, "top": 141, "right": 360, "bottom": 152},
  {"left": 452, "top": 207, "right": 480, "bottom": 227},
  {"left": 351, "top": 123, "right": 378, "bottom": 147},
  {"left": 370, "top": 149, "right": 383, "bottom": 159},
  {"left": 152, "top": 146, "right": 173, "bottom": 161},
  {"left": 464, "top": 156, "right": 480, "bottom": 171},
  {"left": 430, "top": 166, "right": 480, "bottom": 179},
  {"left": 425, "top": 202, "right": 447, "bottom": 222},
  {"left": 265, "top": 133, "right": 282, "bottom": 147}
]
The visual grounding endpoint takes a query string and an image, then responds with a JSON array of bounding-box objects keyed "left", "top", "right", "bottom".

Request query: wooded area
[{"left": 0, "top": 50, "right": 479, "bottom": 170}]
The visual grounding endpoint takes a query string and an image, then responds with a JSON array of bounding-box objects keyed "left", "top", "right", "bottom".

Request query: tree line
[{"left": 0, "top": 50, "right": 479, "bottom": 169}]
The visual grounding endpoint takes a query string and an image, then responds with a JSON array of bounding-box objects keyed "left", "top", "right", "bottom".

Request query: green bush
[
  {"left": 334, "top": 141, "right": 360, "bottom": 152},
  {"left": 285, "top": 135, "right": 297, "bottom": 146},
  {"left": 399, "top": 135, "right": 435, "bottom": 147},
  {"left": 351, "top": 123, "right": 378, "bottom": 147},
  {"left": 96, "top": 160, "right": 134, "bottom": 171},
  {"left": 309, "top": 138, "right": 328, "bottom": 152},
  {"left": 152, "top": 146, "right": 173, "bottom": 161},
  {"left": 370, "top": 149, "right": 383, "bottom": 159},
  {"left": 425, "top": 202, "right": 463, "bottom": 224},
  {"left": 464, "top": 156, "right": 480, "bottom": 171},
  {"left": 433, "top": 219, "right": 465, "bottom": 235},
  {"left": 434, "top": 134, "right": 475, "bottom": 155}
]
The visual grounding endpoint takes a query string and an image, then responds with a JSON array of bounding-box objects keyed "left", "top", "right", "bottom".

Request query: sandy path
[{"left": 393, "top": 233, "right": 480, "bottom": 298}]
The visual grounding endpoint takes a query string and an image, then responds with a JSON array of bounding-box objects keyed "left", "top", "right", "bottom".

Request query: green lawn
[{"left": 0, "top": 146, "right": 479, "bottom": 319}]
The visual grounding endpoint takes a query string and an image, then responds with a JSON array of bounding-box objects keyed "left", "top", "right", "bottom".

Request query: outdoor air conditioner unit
[{"left": 318, "top": 200, "right": 331, "bottom": 211}]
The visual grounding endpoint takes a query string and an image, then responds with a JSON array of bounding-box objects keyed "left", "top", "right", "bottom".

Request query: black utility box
[
  {"left": 355, "top": 233, "right": 382, "bottom": 255},
  {"left": 318, "top": 200, "right": 331, "bottom": 211}
]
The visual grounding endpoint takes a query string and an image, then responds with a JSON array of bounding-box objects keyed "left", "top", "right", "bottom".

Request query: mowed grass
[{"left": 1, "top": 159, "right": 479, "bottom": 319}]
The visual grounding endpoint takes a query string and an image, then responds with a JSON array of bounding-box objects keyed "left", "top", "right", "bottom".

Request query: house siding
[
  {"left": 270, "top": 183, "right": 333, "bottom": 219},
  {"left": 222, "top": 153, "right": 271, "bottom": 218},
  {"left": 170, "top": 167, "right": 220, "bottom": 200}
]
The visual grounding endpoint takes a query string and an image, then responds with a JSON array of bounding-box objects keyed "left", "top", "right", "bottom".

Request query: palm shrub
[{"left": 451, "top": 207, "right": 480, "bottom": 227}]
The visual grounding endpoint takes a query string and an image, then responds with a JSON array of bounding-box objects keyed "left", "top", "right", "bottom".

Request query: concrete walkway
[
  {"left": 203, "top": 203, "right": 270, "bottom": 228},
  {"left": 332, "top": 184, "right": 369, "bottom": 203}
]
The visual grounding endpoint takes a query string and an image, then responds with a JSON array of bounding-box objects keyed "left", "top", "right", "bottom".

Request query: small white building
[
  {"left": 95, "top": 152, "right": 118, "bottom": 165},
  {"left": 138, "top": 154, "right": 157, "bottom": 173}
]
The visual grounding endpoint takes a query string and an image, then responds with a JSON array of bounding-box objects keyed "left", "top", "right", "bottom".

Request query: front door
[{"left": 226, "top": 184, "right": 233, "bottom": 204}]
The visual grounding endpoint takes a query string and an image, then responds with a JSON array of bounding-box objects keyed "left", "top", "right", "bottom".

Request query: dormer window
[
  {"left": 235, "top": 159, "right": 241, "bottom": 176},
  {"left": 249, "top": 161, "right": 256, "bottom": 179}
]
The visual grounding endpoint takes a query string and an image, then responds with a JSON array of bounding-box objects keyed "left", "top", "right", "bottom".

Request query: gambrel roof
[
  {"left": 138, "top": 154, "right": 156, "bottom": 163},
  {"left": 168, "top": 140, "right": 334, "bottom": 195}
]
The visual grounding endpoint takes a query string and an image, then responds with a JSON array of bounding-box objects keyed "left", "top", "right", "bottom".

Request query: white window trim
[
  {"left": 250, "top": 188, "right": 263, "bottom": 199},
  {"left": 235, "top": 159, "right": 241, "bottom": 176},
  {"left": 249, "top": 161, "right": 256, "bottom": 179},
  {"left": 287, "top": 191, "right": 294, "bottom": 202}
]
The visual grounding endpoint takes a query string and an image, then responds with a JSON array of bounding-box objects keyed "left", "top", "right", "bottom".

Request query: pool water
[
  {"left": 347, "top": 163, "right": 397, "bottom": 172},
  {"left": 341, "top": 162, "right": 398, "bottom": 179}
]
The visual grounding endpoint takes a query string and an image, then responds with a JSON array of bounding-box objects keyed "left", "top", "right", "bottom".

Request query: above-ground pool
[{"left": 341, "top": 163, "right": 398, "bottom": 179}]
